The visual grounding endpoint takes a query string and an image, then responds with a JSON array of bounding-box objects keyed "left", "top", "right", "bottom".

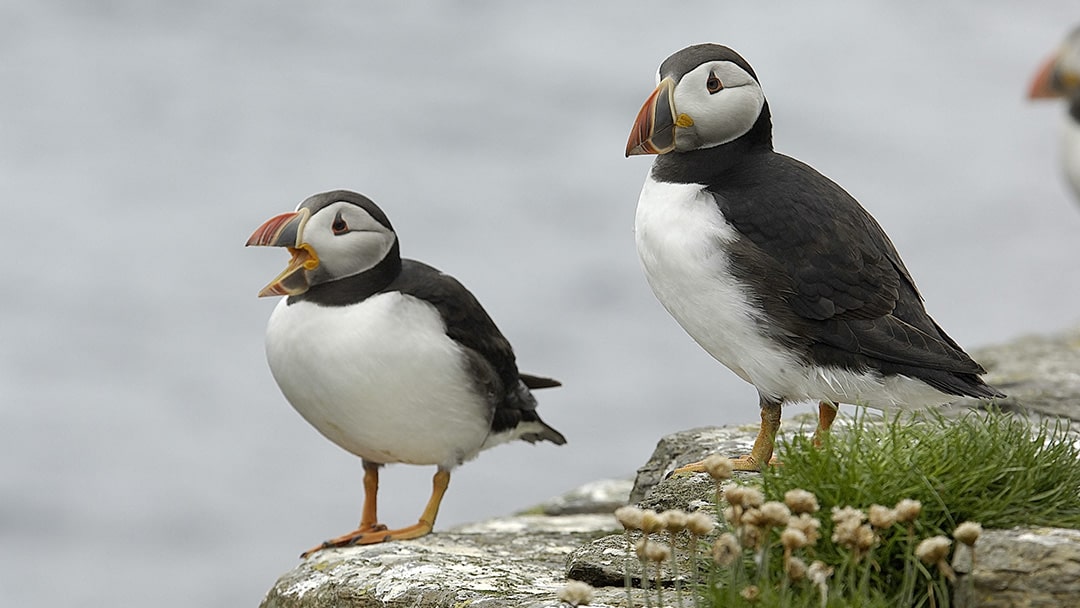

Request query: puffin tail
[
  {"left": 518, "top": 374, "right": 566, "bottom": 445},
  {"left": 519, "top": 419, "right": 568, "bottom": 446},
  {"left": 520, "top": 373, "right": 562, "bottom": 390},
  {"left": 958, "top": 376, "right": 1006, "bottom": 400},
  {"left": 921, "top": 370, "right": 1005, "bottom": 401}
]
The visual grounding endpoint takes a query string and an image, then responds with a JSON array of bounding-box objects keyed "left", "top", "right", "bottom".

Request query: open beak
[
  {"left": 626, "top": 77, "right": 679, "bottom": 156},
  {"left": 245, "top": 209, "right": 320, "bottom": 298}
]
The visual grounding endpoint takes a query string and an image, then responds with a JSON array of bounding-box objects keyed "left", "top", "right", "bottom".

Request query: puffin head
[
  {"left": 626, "top": 44, "right": 771, "bottom": 157},
  {"left": 1029, "top": 26, "right": 1080, "bottom": 101},
  {"left": 246, "top": 190, "right": 399, "bottom": 297}
]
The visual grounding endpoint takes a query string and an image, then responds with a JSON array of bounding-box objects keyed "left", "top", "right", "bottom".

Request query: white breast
[
  {"left": 1062, "top": 112, "right": 1080, "bottom": 200},
  {"left": 633, "top": 175, "right": 950, "bottom": 409},
  {"left": 634, "top": 176, "right": 795, "bottom": 389},
  {"left": 264, "top": 292, "right": 492, "bottom": 469}
]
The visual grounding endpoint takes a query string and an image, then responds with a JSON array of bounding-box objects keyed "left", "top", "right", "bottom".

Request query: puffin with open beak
[
  {"left": 626, "top": 44, "right": 1002, "bottom": 471},
  {"left": 247, "top": 190, "right": 565, "bottom": 557},
  {"left": 1028, "top": 26, "right": 1080, "bottom": 203}
]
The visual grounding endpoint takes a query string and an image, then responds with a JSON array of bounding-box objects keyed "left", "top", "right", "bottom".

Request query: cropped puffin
[
  {"left": 1028, "top": 26, "right": 1080, "bottom": 202},
  {"left": 247, "top": 190, "right": 565, "bottom": 556},
  {"left": 626, "top": 44, "right": 1002, "bottom": 470}
]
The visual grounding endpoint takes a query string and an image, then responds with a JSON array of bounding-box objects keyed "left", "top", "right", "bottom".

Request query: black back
[{"left": 705, "top": 152, "right": 1000, "bottom": 398}]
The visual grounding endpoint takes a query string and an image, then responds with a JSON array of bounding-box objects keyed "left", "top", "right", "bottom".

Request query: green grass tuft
[
  {"left": 763, "top": 407, "right": 1080, "bottom": 530},
  {"left": 619, "top": 408, "right": 1080, "bottom": 608},
  {"left": 751, "top": 406, "right": 1080, "bottom": 604}
]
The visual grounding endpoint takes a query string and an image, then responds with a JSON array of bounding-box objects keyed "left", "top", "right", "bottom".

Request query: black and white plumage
[
  {"left": 626, "top": 44, "right": 1003, "bottom": 470},
  {"left": 246, "top": 190, "right": 564, "bottom": 556},
  {"left": 1029, "top": 26, "right": 1080, "bottom": 202}
]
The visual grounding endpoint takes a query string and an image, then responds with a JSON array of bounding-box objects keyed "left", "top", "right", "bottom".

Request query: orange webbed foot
[{"left": 300, "top": 521, "right": 434, "bottom": 558}]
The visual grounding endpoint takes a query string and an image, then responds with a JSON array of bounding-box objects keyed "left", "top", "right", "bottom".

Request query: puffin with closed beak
[
  {"left": 626, "top": 44, "right": 1002, "bottom": 470},
  {"left": 1028, "top": 26, "right": 1080, "bottom": 202}
]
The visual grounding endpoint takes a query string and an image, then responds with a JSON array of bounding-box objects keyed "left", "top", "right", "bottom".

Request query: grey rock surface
[
  {"left": 526, "top": 478, "right": 633, "bottom": 516},
  {"left": 566, "top": 529, "right": 712, "bottom": 589},
  {"left": 260, "top": 513, "right": 626, "bottom": 608},
  {"left": 628, "top": 426, "right": 757, "bottom": 504},
  {"left": 566, "top": 533, "right": 636, "bottom": 589},
  {"left": 636, "top": 472, "right": 719, "bottom": 514},
  {"left": 259, "top": 479, "right": 636, "bottom": 608},
  {"left": 966, "top": 327, "right": 1080, "bottom": 422},
  {"left": 953, "top": 527, "right": 1080, "bottom": 608}
]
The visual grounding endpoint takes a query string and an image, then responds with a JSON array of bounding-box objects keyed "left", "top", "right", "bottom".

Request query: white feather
[{"left": 265, "top": 292, "right": 494, "bottom": 470}]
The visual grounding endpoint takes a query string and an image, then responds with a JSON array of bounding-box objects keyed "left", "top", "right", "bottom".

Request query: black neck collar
[
  {"left": 288, "top": 241, "right": 403, "bottom": 307},
  {"left": 650, "top": 100, "right": 774, "bottom": 184}
]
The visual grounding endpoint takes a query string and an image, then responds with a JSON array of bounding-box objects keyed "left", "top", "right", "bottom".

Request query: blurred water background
[{"left": 3, "top": 1, "right": 1080, "bottom": 606}]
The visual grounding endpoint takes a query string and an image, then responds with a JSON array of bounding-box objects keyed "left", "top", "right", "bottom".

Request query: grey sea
[{"left": 4, "top": 1, "right": 1079, "bottom": 606}]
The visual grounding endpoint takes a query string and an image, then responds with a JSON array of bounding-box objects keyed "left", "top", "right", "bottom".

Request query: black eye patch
[
  {"left": 331, "top": 211, "right": 349, "bottom": 235},
  {"left": 706, "top": 70, "right": 723, "bottom": 94}
]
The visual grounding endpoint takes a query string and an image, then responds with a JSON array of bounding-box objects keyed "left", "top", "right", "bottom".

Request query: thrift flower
[
  {"left": 712, "top": 533, "right": 740, "bottom": 566},
  {"left": 915, "top": 536, "right": 952, "bottom": 564},
  {"left": 640, "top": 509, "right": 664, "bottom": 534},
  {"left": 916, "top": 535, "right": 956, "bottom": 582},
  {"left": 787, "top": 513, "right": 821, "bottom": 545},
  {"left": 556, "top": 580, "right": 594, "bottom": 607},
  {"left": 703, "top": 454, "right": 733, "bottom": 480},
  {"left": 895, "top": 498, "right": 922, "bottom": 523},
  {"left": 953, "top": 521, "right": 982, "bottom": 546},
  {"left": 784, "top": 488, "right": 819, "bottom": 514},
  {"left": 661, "top": 509, "right": 688, "bottom": 533},
  {"left": 614, "top": 506, "right": 643, "bottom": 531},
  {"left": 686, "top": 512, "right": 715, "bottom": 536},
  {"left": 868, "top": 504, "right": 898, "bottom": 530},
  {"left": 786, "top": 555, "right": 808, "bottom": 581},
  {"left": 759, "top": 501, "right": 792, "bottom": 528},
  {"left": 781, "top": 527, "right": 808, "bottom": 551},
  {"left": 740, "top": 585, "right": 760, "bottom": 602}
]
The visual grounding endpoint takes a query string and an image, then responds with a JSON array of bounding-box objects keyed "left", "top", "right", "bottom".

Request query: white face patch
[
  {"left": 1060, "top": 27, "right": 1080, "bottom": 77},
  {"left": 672, "top": 60, "right": 765, "bottom": 150},
  {"left": 302, "top": 201, "right": 397, "bottom": 284}
]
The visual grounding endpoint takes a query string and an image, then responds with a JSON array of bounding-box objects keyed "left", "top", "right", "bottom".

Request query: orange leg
[
  {"left": 358, "top": 461, "right": 386, "bottom": 532},
  {"left": 813, "top": 401, "right": 839, "bottom": 447},
  {"left": 302, "top": 467, "right": 450, "bottom": 558},
  {"left": 674, "top": 395, "right": 783, "bottom": 474}
]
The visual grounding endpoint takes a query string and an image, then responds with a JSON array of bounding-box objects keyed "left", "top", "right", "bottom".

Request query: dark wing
[
  {"left": 387, "top": 260, "right": 565, "bottom": 442},
  {"left": 713, "top": 153, "right": 997, "bottom": 395}
]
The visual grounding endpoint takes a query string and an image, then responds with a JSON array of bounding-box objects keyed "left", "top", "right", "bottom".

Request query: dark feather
[
  {"left": 657, "top": 144, "right": 1001, "bottom": 398},
  {"left": 708, "top": 156, "right": 1001, "bottom": 398}
]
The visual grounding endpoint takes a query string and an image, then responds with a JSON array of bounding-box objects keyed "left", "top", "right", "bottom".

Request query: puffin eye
[
  {"left": 331, "top": 212, "right": 349, "bottom": 235},
  {"left": 706, "top": 71, "right": 724, "bottom": 94}
]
